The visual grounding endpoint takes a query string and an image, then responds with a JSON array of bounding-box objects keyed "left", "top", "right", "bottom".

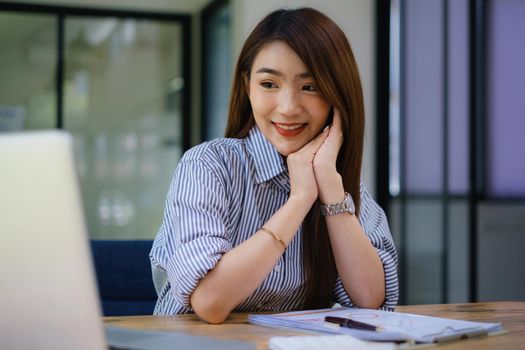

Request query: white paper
[
  {"left": 249, "top": 307, "right": 502, "bottom": 343},
  {"left": 269, "top": 335, "right": 396, "bottom": 350}
]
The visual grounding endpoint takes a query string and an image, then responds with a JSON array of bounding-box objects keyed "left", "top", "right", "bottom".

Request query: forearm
[
  {"left": 317, "top": 172, "right": 385, "bottom": 308},
  {"left": 190, "top": 195, "right": 311, "bottom": 323},
  {"left": 326, "top": 214, "right": 386, "bottom": 308}
]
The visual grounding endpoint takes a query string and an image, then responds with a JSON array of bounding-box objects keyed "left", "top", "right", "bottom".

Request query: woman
[{"left": 150, "top": 7, "right": 398, "bottom": 324}]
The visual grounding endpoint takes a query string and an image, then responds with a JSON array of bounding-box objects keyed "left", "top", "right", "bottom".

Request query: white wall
[{"left": 231, "top": 0, "right": 377, "bottom": 194}]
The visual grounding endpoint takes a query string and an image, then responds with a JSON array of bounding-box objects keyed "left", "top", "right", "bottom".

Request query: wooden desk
[{"left": 104, "top": 301, "right": 525, "bottom": 349}]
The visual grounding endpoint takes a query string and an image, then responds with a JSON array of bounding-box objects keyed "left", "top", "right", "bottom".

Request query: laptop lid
[
  {"left": 0, "top": 131, "right": 256, "bottom": 350},
  {"left": 0, "top": 131, "right": 107, "bottom": 350}
]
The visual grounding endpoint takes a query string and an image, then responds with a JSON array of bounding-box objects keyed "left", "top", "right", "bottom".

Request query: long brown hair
[{"left": 225, "top": 8, "right": 365, "bottom": 309}]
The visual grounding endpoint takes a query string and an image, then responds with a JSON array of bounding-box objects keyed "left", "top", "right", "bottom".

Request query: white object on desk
[
  {"left": 249, "top": 307, "right": 502, "bottom": 343},
  {"left": 269, "top": 335, "right": 396, "bottom": 350}
]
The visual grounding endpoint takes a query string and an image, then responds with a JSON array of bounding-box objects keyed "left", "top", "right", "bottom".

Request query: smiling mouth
[{"left": 273, "top": 122, "right": 307, "bottom": 137}]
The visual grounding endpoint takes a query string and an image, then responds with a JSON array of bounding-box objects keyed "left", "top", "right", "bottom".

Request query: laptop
[{"left": 0, "top": 131, "right": 254, "bottom": 350}]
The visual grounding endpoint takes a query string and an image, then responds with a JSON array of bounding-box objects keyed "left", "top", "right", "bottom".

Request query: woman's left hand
[{"left": 313, "top": 108, "right": 345, "bottom": 203}]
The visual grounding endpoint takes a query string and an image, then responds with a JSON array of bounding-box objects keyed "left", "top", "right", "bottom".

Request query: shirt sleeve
[
  {"left": 334, "top": 185, "right": 399, "bottom": 310},
  {"left": 156, "top": 157, "right": 232, "bottom": 309}
]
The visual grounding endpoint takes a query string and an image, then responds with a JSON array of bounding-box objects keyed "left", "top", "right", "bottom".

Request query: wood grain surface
[{"left": 104, "top": 301, "right": 525, "bottom": 349}]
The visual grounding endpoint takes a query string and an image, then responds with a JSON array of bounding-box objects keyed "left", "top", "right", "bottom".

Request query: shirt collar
[{"left": 246, "top": 126, "right": 287, "bottom": 184}]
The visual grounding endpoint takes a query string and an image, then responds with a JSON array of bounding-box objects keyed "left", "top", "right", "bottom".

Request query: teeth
[{"left": 276, "top": 123, "right": 304, "bottom": 130}]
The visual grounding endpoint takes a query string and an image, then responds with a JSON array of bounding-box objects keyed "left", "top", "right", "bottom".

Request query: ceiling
[
  {"left": 0, "top": 0, "right": 214, "bottom": 50},
  {"left": 4, "top": 0, "right": 214, "bottom": 13}
]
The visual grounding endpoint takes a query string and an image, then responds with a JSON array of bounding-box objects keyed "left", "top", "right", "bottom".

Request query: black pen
[{"left": 324, "top": 316, "right": 380, "bottom": 332}]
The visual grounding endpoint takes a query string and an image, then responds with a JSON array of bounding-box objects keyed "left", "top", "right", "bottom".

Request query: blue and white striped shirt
[{"left": 150, "top": 126, "right": 399, "bottom": 315}]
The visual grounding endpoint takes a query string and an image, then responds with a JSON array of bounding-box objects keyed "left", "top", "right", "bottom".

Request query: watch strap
[{"left": 320, "top": 192, "right": 355, "bottom": 216}]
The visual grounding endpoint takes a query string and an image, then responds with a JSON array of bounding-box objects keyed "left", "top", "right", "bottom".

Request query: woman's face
[{"left": 248, "top": 41, "right": 331, "bottom": 156}]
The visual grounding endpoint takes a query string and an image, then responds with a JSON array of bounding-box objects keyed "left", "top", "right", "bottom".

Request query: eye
[
  {"left": 302, "top": 83, "right": 318, "bottom": 92},
  {"left": 260, "top": 81, "right": 278, "bottom": 89}
]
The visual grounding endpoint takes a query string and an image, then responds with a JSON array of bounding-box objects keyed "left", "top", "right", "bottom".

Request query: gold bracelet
[{"left": 259, "top": 227, "right": 287, "bottom": 250}]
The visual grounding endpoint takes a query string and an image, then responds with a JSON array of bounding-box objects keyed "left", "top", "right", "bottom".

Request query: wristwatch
[{"left": 320, "top": 192, "right": 355, "bottom": 216}]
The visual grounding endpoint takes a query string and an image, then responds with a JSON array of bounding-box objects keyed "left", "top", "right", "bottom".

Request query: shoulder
[
  {"left": 181, "top": 137, "right": 247, "bottom": 165},
  {"left": 176, "top": 137, "right": 251, "bottom": 182}
]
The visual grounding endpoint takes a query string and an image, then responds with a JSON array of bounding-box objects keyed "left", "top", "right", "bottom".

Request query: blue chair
[{"left": 90, "top": 240, "right": 157, "bottom": 316}]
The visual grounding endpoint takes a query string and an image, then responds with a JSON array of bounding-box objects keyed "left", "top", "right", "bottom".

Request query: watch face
[{"left": 321, "top": 193, "right": 355, "bottom": 216}]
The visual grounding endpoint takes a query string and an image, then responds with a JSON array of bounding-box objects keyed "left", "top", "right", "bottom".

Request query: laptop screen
[{"left": 0, "top": 131, "right": 107, "bottom": 350}]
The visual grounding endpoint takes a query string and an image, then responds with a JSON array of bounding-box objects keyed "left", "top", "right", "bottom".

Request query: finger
[
  {"left": 327, "top": 108, "right": 343, "bottom": 138},
  {"left": 326, "top": 108, "right": 343, "bottom": 144},
  {"left": 301, "top": 126, "right": 330, "bottom": 154},
  {"left": 332, "top": 108, "right": 342, "bottom": 129}
]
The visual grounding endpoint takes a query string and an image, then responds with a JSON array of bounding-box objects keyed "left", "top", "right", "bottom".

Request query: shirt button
[{"left": 274, "top": 264, "right": 281, "bottom": 272}]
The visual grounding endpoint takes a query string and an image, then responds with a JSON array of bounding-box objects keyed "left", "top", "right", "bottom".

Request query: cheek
[
  {"left": 250, "top": 90, "right": 275, "bottom": 117},
  {"left": 307, "top": 100, "right": 330, "bottom": 126}
]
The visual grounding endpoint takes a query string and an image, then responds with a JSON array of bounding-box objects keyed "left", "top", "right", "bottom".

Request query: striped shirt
[{"left": 150, "top": 126, "right": 399, "bottom": 315}]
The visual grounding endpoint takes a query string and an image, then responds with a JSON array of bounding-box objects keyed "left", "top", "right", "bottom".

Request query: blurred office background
[{"left": 1, "top": 0, "right": 524, "bottom": 306}]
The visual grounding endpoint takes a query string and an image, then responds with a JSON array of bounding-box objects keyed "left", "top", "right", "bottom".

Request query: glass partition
[
  {"left": 0, "top": 12, "right": 56, "bottom": 132},
  {"left": 487, "top": 0, "right": 525, "bottom": 197},
  {"left": 202, "top": 1, "right": 232, "bottom": 140},
  {"left": 64, "top": 17, "right": 185, "bottom": 239}
]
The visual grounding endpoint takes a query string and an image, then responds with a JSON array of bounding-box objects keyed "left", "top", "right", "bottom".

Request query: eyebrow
[{"left": 255, "top": 67, "right": 312, "bottom": 79}]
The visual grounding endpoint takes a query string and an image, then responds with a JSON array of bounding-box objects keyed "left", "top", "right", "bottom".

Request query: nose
[{"left": 276, "top": 88, "right": 302, "bottom": 117}]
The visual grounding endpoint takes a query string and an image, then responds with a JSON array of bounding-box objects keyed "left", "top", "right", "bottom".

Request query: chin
[
  {"left": 275, "top": 144, "right": 301, "bottom": 157},
  {"left": 277, "top": 150, "right": 291, "bottom": 157}
]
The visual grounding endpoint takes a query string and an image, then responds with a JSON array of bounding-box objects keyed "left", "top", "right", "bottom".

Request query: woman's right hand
[{"left": 286, "top": 127, "right": 330, "bottom": 206}]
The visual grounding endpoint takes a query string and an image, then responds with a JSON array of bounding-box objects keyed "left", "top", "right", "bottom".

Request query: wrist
[
  {"left": 321, "top": 192, "right": 356, "bottom": 216},
  {"left": 313, "top": 162, "right": 337, "bottom": 176},
  {"left": 317, "top": 173, "right": 344, "bottom": 204},
  {"left": 287, "top": 193, "right": 316, "bottom": 212}
]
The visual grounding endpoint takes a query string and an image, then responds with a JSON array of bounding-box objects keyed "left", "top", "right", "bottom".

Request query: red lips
[{"left": 273, "top": 122, "right": 307, "bottom": 137}]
